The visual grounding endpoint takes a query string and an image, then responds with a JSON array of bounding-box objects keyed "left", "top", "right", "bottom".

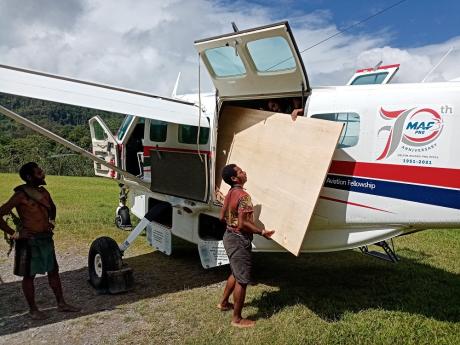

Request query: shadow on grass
[
  {"left": 0, "top": 240, "right": 230, "bottom": 337},
  {"left": 248, "top": 249, "right": 460, "bottom": 323},
  {"left": 0, "top": 243, "right": 459, "bottom": 336}
]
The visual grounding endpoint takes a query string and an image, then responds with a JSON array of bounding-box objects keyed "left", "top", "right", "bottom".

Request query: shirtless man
[
  {"left": 0, "top": 162, "right": 80, "bottom": 319},
  {"left": 218, "top": 164, "right": 275, "bottom": 328}
]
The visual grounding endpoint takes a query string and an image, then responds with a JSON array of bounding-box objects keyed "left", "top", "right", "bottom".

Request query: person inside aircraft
[
  {"left": 218, "top": 164, "right": 275, "bottom": 328},
  {"left": 266, "top": 99, "right": 283, "bottom": 113},
  {"left": 265, "top": 98, "right": 304, "bottom": 121},
  {"left": 289, "top": 97, "right": 305, "bottom": 121}
]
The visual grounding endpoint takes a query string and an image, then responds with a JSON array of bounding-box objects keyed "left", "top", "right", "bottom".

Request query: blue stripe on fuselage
[{"left": 324, "top": 174, "right": 460, "bottom": 210}]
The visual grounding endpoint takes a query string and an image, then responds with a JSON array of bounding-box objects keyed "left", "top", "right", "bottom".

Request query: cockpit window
[
  {"left": 311, "top": 112, "right": 360, "bottom": 148},
  {"left": 204, "top": 46, "right": 246, "bottom": 77},
  {"left": 117, "top": 115, "right": 134, "bottom": 140},
  {"left": 150, "top": 120, "right": 168, "bottom": 142},
  {"left": 178, "top": 125, "right": 209, "bottom": 145},
  {"left": 246, "top": 36, "right": 296, "bottom": 73},
  {"left": 351, "top": 72, "right": 388, "bottom": 85}
]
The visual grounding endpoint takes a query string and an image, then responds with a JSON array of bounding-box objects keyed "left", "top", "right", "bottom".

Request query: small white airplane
[{"left": 0, "top": 21, "right": 459, "bottom": 292}]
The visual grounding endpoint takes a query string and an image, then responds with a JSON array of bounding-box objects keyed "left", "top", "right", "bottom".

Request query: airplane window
[
  {"left": 351, "top": 72, "right": 388, "bottom": 85},
  {"left": 150, "top": 120, "right": 167, "bottom": 142},
  {"left": 204, "top": 46, "right": 246, "bottom": 77},
  {"left": 311, "top": 112, "right": 360, "bottom": 148},
  {"left": 246, "top": 36, "right": 296, "bottom": 73},
  {"left": 117, "top": 115, "right": 134, "bottom": 140},
  {"left": 93, "top": 122, "right": 108, "bottom": 141},
  {"left": 178, "top": 125, "right": 209, "bottom": 145}
]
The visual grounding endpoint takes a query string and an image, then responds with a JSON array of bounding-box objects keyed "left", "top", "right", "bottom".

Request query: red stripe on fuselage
[
  {"left": 329, "top": 161, "right": 460, "bottom": 189},
  {"left": 143, "top": 146, "right": 211, "bottom": 156},
  {"left": 355, "top": 64, "right": 400, "bottom": 73},
  {"left": 319, "top": 196, "right": 392, "bottom": 213}
]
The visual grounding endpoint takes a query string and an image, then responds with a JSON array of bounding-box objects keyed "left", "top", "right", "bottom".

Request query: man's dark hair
[
  {"left": 19, "top": 162, "right": 39, "bottom": 182},
  {"left": 222, "top": 164, "right": 237, "bottom": 187}
]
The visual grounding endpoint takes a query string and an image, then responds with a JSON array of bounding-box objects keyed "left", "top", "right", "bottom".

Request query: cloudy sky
[{"left": 1, "top": 0, "right": 459, "bottom": 96}]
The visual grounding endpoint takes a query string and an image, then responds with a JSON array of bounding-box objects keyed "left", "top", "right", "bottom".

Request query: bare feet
[
  {"left": 29, "top": 310, "right": 48, "bottom": 320},
  {"left": 217, "top": 302, "right": 234, "bottom": 311},
  {"left": 57, "top": 303, "right": 81, "bottom": 312},
  {"left": 231, "top": 318, "right": 256, "bottom": 328}
]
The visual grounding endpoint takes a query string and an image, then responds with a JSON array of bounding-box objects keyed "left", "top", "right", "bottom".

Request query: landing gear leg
[
  {"left": 115, "top": 184, "right": 132, "bottom": 230},
  {"left": 359, "top": 239, "right": 399, "bottom": 263},
  {"left": 119, "top": 203, "right": 171, "bottom": 252},
  {"left": 88, "top": 204, "right": 171, "bottom": 293}
]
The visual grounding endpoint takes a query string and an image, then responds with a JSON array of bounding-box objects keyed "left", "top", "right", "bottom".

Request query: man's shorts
[
  {"left": 223, "top": 230, "right": 252, "bottom": 285},
  {"left": 14, "top": 235, "right": 58, "bottom": 277}
]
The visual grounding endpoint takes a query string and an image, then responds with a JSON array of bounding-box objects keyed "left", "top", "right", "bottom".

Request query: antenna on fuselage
[
  {"left": 171, "top": 72, "right": 181, "bottom": 98},
  {"left": 373, "top": 60, "right": 383, "bottom": 70},
  {"left": 231, "top": 22, "right": 239, "bottom": 32}
]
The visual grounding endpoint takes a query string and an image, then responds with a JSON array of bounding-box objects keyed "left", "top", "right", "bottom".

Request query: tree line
[{"left": 0, "top": 94, "right": 124, "bottom": 176}]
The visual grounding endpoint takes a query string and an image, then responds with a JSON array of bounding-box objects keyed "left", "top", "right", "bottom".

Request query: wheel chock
[{"left": 106, "top": 267, "right": 134, "bottom": 294}]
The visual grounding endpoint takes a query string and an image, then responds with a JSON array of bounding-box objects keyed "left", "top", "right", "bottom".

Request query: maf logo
[{"left": 376, "top": 107, "right": 443, "bottom": 160}]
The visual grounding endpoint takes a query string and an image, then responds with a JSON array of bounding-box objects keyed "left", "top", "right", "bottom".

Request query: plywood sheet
[{"left": 216, "top": 106, "right": 343, "bottom": 256}]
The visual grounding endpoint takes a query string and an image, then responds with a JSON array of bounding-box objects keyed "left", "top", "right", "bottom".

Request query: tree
[{"left": 0, "top": 93, "right": 124, "bottom": 176}]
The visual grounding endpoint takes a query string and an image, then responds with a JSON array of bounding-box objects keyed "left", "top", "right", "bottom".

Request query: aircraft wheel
[
  {"left": 115, "top": 206, "right": 132, "bottom": 230},
  {"left": 88, "top": 236, "right": 122, "bottom": 289}
]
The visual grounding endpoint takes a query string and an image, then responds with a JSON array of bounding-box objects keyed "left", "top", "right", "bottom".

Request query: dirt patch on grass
[{"left": 0, "top": 238, "right": 229, "bottom": 345}]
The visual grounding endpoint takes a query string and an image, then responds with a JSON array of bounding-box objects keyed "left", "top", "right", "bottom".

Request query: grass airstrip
[{"left": 0, "top": 173, "right": 459, "bottom": 345}]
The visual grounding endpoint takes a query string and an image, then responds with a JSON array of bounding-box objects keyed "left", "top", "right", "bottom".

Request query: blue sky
[
  {"left": 236, "top": 0, "right": 460, "bottom": 48},
  {"left": 0, "top": 0, "right": 459, "bottom": 93}
]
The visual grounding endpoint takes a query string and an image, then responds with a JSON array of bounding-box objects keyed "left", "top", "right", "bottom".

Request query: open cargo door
[
  {"left": 216, "top": 106, "right": 343, "bottom": 256},
  {"left": 89, "top": 116, "right": 119, "bottom": 178},
  {"left": 195, "top": 21, "right": 310, "bottom": 99}
]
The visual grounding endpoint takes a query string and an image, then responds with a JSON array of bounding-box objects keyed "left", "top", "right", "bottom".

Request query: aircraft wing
[{"left": 0, "top": 64, "right": 209, "bottom": 127}]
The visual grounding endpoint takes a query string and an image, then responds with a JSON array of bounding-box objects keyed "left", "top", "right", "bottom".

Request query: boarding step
[{"left": 359, "top": 240, "right": 399, "bottom": 263}]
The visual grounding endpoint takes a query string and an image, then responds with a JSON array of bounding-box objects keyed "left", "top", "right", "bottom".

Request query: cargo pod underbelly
[{"left": 216, "top": 106, "right": 343, "bottom": 255}]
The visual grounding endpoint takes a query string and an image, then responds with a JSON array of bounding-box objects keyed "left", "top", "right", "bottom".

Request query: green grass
[
  {"left": 0, "top": 173, "right": 150, "bottom": 253},
  {"left": 0, "top": 173, "right": 459, "bottom": 345}
]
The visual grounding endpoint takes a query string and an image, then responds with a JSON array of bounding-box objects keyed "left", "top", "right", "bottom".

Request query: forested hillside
[{"left": 0, "top": 94, "right": 124, "bottom": 176}]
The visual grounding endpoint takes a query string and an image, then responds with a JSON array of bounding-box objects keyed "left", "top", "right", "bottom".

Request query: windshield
[{"left": 351, "top": 72, "right": 388, "bottom": 85}]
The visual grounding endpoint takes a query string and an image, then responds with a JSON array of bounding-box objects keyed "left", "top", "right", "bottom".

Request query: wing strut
[{"left": 0, "top": 104, "right": 150, "bottom": 192}]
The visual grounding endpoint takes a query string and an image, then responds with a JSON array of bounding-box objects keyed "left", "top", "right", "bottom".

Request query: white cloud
[
  {"left": 0, "top": 0, "right": 459, "bottom": 97},
  {"left": 354, "top": 40, "right": 460, "bottom": 83}
]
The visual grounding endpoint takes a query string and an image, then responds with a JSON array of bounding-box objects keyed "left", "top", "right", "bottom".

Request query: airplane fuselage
[{"left": 122, "top": 81, "right": 460, "bottom": 254}]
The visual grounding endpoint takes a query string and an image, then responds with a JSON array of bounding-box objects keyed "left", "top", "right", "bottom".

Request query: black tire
[
  {"left": 115, "top": 206, "right": 132, "bottom": 229},
  {"left": 88, "top": 236, "right": 122, "bottom": 289}
]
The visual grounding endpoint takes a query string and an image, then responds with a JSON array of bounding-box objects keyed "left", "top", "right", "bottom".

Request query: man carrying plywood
[{"left": 217, "top": 164, "right": 275, "bottom": 328}]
